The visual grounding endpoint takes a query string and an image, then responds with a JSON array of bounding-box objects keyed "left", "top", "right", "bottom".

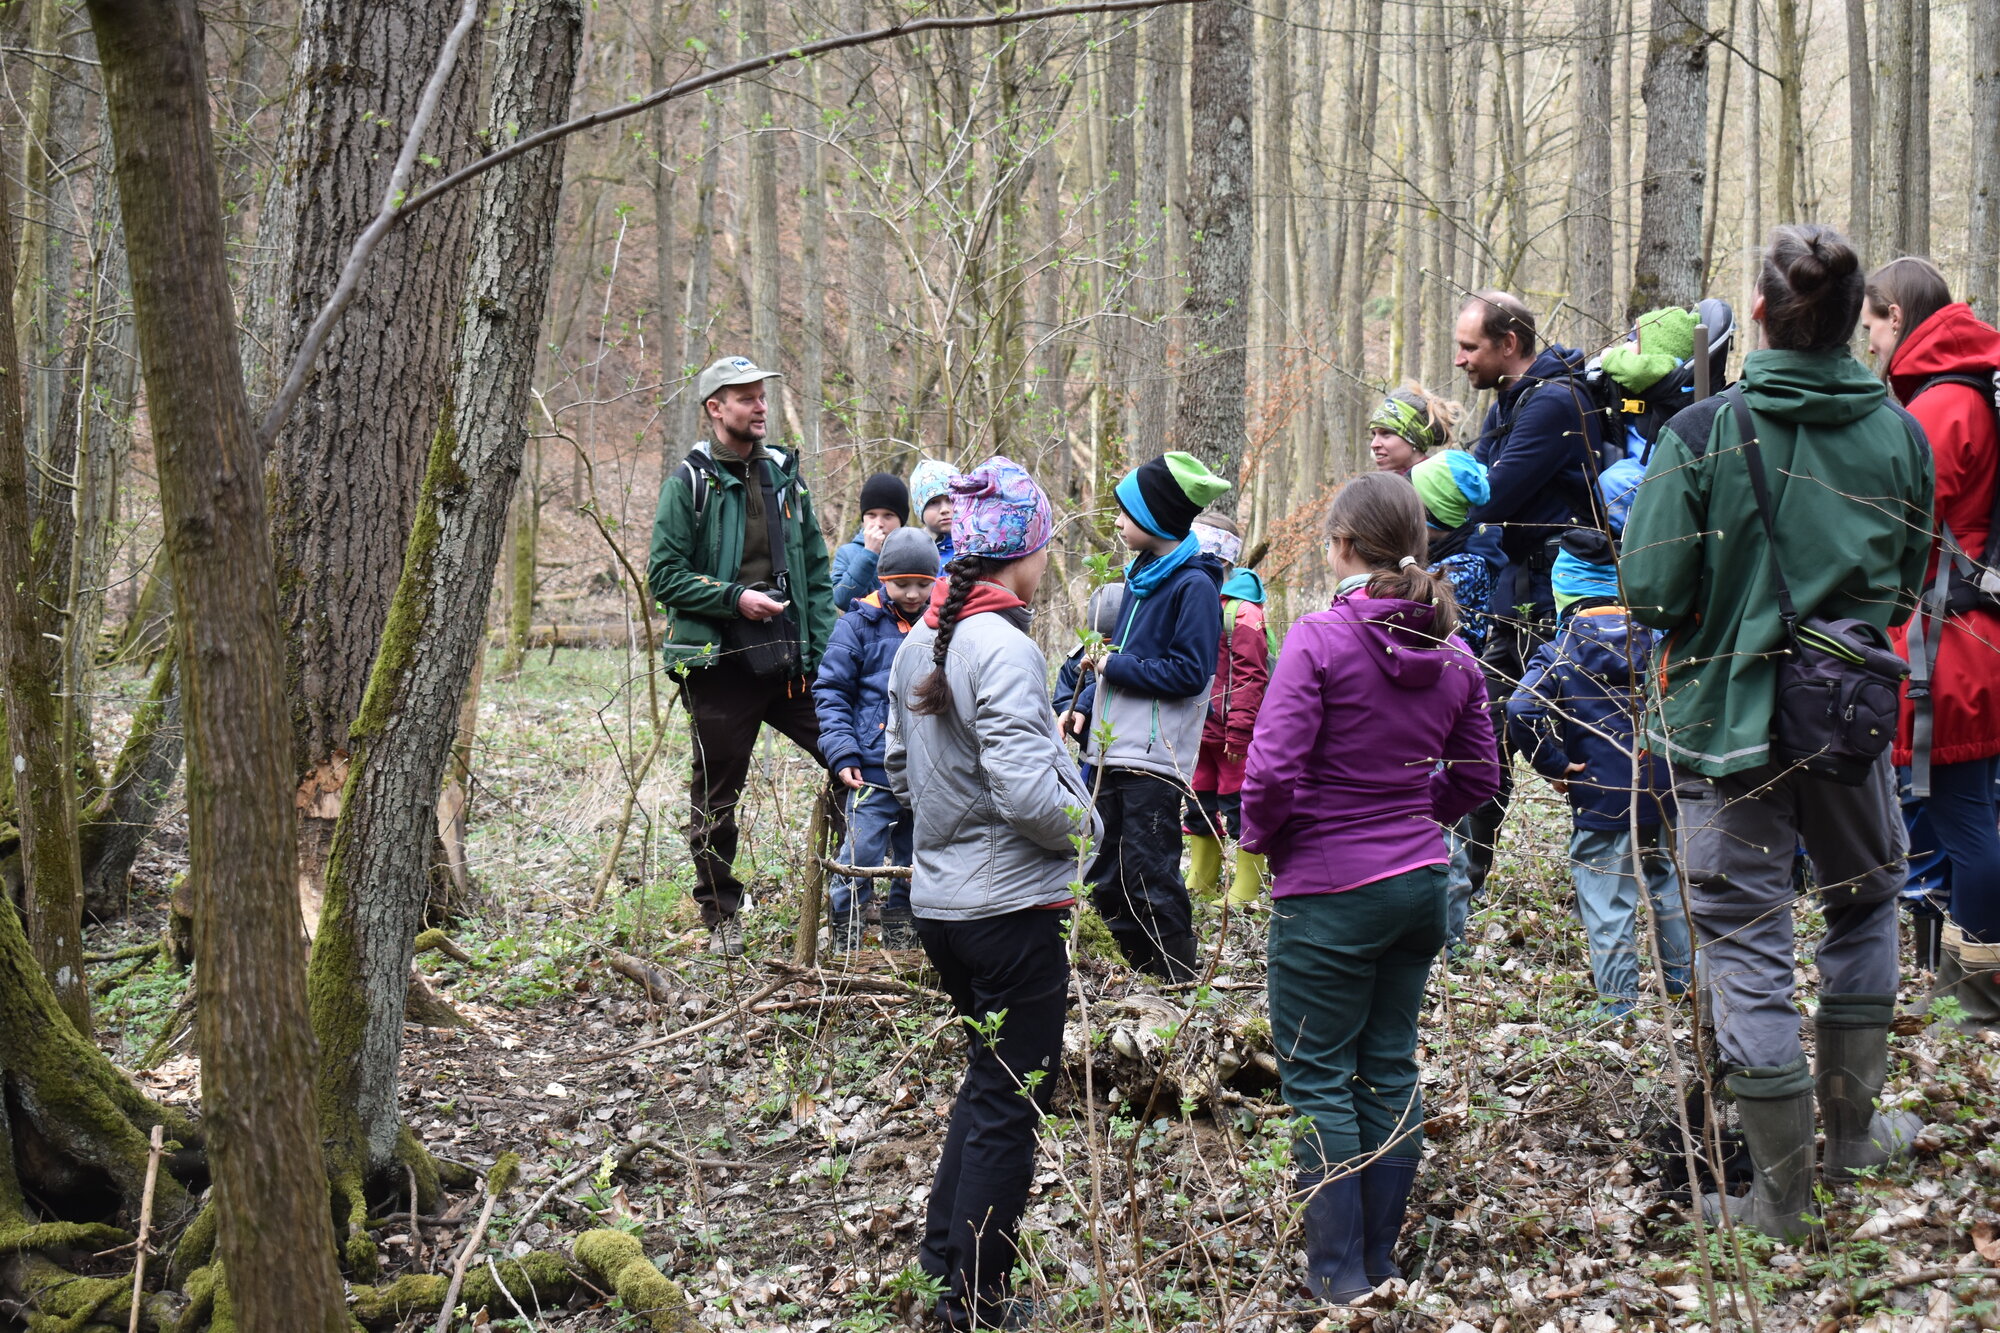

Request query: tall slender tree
[
  {"left": 1972, "top": 0, "right": 2000, "bottom": 315},
  {"left": 1573, "top": 0, "right": 1617, "bottom": 342},
  {"left": 1630, "top": 0, "right": 1709, "bottom": 317}
]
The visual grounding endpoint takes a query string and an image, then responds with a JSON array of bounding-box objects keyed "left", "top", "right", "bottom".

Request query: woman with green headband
[{"left": 1368, "top": 384, "right": 1463, "bottom": 475}]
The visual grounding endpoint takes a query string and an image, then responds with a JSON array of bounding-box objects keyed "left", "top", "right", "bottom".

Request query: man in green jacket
[
  {"left": 649, "top": 356, "right": 836, "bottom": 957},
  {"left": 1623, "top": 225, "right": 1933, "bottom": 1241}
]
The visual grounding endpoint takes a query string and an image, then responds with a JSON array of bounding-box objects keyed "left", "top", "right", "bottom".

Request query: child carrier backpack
[{"left": 1591, "top": 298, "right": 1737, "bottom": 532}]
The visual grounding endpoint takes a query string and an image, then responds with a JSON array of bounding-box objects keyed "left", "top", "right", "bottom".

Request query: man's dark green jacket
[
  {"left": 647, "top": 440, "right": 835, "bottom": 672},
  {"left": 1622, "top": 348, "right": 1933, "bottom": 777}
]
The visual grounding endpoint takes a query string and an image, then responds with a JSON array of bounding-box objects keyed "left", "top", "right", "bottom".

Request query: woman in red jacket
[{"left": 1863, "top": 257, "right": 2000, "bottom": 1028}]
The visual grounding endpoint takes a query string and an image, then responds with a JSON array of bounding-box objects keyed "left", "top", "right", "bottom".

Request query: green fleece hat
[
  {"left": 1601, "top": 307, "right": 1699, "bottom": 395},
  {"left": 1116, "top": 451, "right": 1232, "bottom": 540},
  {"left": 1410, "top": 450, "right": 1490, "bottom": 530}
]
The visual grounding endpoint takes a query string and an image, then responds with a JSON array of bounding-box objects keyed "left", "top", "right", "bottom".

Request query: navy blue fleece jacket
[{"left": 1465, "top": 345, "right": 1605, "bottom": 562}]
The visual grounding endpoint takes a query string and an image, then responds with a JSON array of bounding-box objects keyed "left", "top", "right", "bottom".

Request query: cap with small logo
[{"left": 695, "top": 355, "right": 782, "bottom": 408}]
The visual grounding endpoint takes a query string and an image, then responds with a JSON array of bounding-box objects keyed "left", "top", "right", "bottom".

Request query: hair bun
[{"left": 1788, "top": 233, "right": 1859, "bottom": 294}]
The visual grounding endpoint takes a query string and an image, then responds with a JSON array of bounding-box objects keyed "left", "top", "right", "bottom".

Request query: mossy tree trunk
[
  {"left": 78, "top": 644, "right": 185, "bottom": 920},
  {"left": 88, "top": 0, "right": 351, "bottom": 1326},
  {"left": 0, "top": 128, "right": 92, "bottom": 1038},
  {"left": 255, "top": 0, "right": 480, "bottom": 925},
  {"left": 306, "top": 0, "right": 585, "bottom": 1261}
]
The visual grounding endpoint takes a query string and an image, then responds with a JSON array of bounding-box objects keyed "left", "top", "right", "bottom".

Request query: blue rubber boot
[
  {"left": 1296, "top": 1170, "right": 1372, "bottom": 1303},
  {"left": 1358, "top": 1156, "right": 1419, "bottom": 1286}
]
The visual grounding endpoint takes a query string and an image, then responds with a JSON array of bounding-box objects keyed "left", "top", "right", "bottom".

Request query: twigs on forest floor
[
  {"left": 1817, "top": 1266, "right": 2000, "bottom": 1324},
  {"left": 820, "top": 858, "right": 913, "bottom": 879},
  {"left": 127, "top": 1125, "right": 162, "bottom": 1333},
  {"left": 585, "top": 960, "right": 949, "bottom": 1064},
  {"left": 505, "top": 1131, "right": 664, "bottom": 1248},
  {"left": 435, "top": 1162, "right": 513, "bottom": 1333}
]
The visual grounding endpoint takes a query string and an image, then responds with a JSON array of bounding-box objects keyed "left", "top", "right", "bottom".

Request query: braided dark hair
[{"left": 910, "top": 555, "right": 991, "bottom": 716}]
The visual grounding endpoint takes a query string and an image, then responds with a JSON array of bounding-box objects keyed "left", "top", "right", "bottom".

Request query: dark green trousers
[{"left": 1267, "top": 865, "right": 1447, "bottom": 1172}]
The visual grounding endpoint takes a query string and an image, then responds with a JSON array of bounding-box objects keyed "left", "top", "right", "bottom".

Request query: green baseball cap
[{"left": 695, "top": 355, "right": 782, "bottom": 407}]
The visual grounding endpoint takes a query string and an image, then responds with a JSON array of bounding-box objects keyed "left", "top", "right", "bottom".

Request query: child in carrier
[
  {"left": 1505, "top": 528, "right": 1691, "bottom": 1016},
  {"left": 1182, "top": 513, "right": 1271, "bottom": 907}
]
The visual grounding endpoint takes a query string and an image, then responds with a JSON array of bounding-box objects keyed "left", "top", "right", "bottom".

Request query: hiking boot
[
  {"left": 1357, "top": 1156, "right": 1419, "bottom": 1286},
  {"left": 827, "top": 910, "right": 860, "bottom": 957},
  {"left": 1816, "top": 994, "right": 1923, "bottom": 1181},
  {"left": 1702, "top": 1059, "right": 1818, "bottom": 1242},
  {"left": 707, "top": 916, "right": 744, "bottom": 959},
  {"left": 1296, "top": 1169, "right": 1372, "bottom": 1303},
  {"left": 880, "top": 905, "right": 919, "bottom": 952},
  {"left": 1936, "top": 926, "right": 2000, "bottom": 1034}
]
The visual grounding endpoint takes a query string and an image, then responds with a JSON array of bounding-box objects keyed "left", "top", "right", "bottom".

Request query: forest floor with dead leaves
[{"left": 82, "top": 645, "right": 2000, "bottom": 1333}]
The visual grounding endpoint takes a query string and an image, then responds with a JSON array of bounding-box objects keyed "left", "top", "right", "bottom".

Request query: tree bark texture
[
  {"left": 1573, "top": 0, "right": 1617, "bottom": 343},
  {"left": 744, "top": 0, "right": 787, "bottom": 446},
  {"left": 79, "top": 646, "right": 185, "bottom": 920},
  {"left": 0, "top": 141, "right": 90, "bottom": 1037},
  {"left": 1630, "top": 0, "right": 1708, "bottom": 319},
  {"left": 1846, "top": 0, "right": 1873, "bottom": 258},
  {"left": 1973, "top": 0, "right": 2000, "bottom": 316},
  {"left": 1169, "top": 0, "right": 1252, "bottom": 476},
  {"left": 87, "top": 0, "right": 350, "bottom": 1326},
  {"left": 1875, "top": 0, "right": 1913, "bottom": 252},
  {"left": 1772, "top": 0, "right": 1803, "bottom": 223},
  {"left": 259, "top": 0, "right": 479, "bottom": 791},
  {"left": 307, "top": 0, "right": 584, "bottom": 1254}
]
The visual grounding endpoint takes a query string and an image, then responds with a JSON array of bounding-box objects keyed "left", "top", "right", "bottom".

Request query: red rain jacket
[
  {"left": 1202, "top": 598, "right": 1270, "bottom": 754},
  {"left": 1887, "top": 303, "right": 2000, "bottom": 767}
]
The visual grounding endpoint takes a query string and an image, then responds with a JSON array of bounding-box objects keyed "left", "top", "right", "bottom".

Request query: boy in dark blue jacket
[
  {"left": 1505, "top": 529, "right": 1691, "bottom": 1016},
  {"left": 813, "top": 527, "right": 938, "bottom": 951},
  {"left": 1057, "top": 453, "right": 1230, "bottom": 982}
]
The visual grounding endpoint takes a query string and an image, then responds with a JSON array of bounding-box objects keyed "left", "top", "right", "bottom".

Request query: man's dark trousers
[
  {"left": 680, "top": 666, "right": 828, "bottom": 928},
  {"left": 915, "top": 908, "right": 1068, "bottom": 1329},
  {"left": 1088, "top": 768, "right": 1200, "bottom": 981}
]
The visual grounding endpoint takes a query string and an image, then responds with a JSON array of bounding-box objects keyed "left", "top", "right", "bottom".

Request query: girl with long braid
[{"left": 885, "top": 457, "right": 1097, "bottom": 1330}]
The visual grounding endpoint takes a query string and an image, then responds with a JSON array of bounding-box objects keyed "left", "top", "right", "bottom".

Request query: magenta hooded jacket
[{"left": 1239, "top": 590, "right": 1501, "bottom": 897}]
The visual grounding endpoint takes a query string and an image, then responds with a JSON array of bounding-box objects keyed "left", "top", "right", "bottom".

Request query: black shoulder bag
[
  {"left": 719, "top": 455, "right": 803, "bottom": 680},
  {"left": 1726, "top": 387, "right": 1909, "bottom": 785}
]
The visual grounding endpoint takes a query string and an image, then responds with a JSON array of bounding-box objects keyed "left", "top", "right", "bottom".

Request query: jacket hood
[
  {"left": 1740, "top": 348, "right": 1888, "bottom": 424},
  {"left": 1559, "top": 607, "right": 1649, "bottom": 678},
  {"left": 1220, "top": 568, "right": 1266, "bottom": 603},
  {"left": 924, "top": 577, "right": 1026, "bottom": 627},
  {"left": 1888, "top": 303, "right": 2000, "bottom": 402},
  {"left": 853, "top": 593, "right": 920, "bottom": 630},
  {"left": 1501, "top": 345, "right": 1587, "bottom": 407},
  {"left": 1335, "top": 592, "right": 1452, "bottom": 689}
]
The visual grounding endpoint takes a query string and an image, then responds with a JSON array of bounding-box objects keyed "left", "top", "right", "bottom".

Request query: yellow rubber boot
[
  {"left": 1228, "top": 850, "right": 1267, "bottom": 905},
  {"left": 1186, "top": 835, "right": 1223, "bottom": 900}
]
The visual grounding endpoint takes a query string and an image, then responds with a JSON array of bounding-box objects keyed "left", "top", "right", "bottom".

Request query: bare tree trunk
[
  {"left": 1875, "top": 0, "right": 1912, "bottom": 251},
  {"left": 1909, "top": 0, "right": 1930, "bottom": 252},
  {"left": 1101, "top": 18, "right": 1138, "bottom": 460},
  {"left": 1394, "top": 0, "right": 1422, "bottom": 382},
  {"left": 651, "top": 0, "right": 677, "bottom": 468},
  {"left": 87, "top": 0, "right": 349, "bottom": 1323},
  {"left": 1773, "top": 0, "right": 1803, "bottom": 222},
  {"left": 1972, "top": 0, "right": 2000, "bottom": 316},
  {"left": 308, "top": 0, "right": 584, "bottom": 1263},
  {"left": 0, "top": 161, "right": 88, "bottom": 1035},
  {"left": 1617, "top": 0, "right": 1636, "bottom": 315},
  {"left": 1133, "top": 3, "right": 1182, "bottom": 460},
  {"left": 1701, "top": 0, "right": 1737, "bottom": 283},
  {"left": 1745, "top": 0, "right": 1764, "bottom": 322},
  {"left": 1631, "top": 0, "right": 1709, "bottom": 318},
  {"left": 1574, "top": 0, "right": 1617, "bottom": 342},
  {"left": 1170, "top": 0, "right": 1252, "bottom": 475},
  {"left": 799, "top": 59, "right": 827, "bottom": 467},
  {"left": 79, "top": 646, "right": 184, "bottom": 919},
  {"left": 1847, "top": 0, "right": 1874, "bottom": 258},
  {"left": 680, "top": 81, "right": 723, "bottom": 445},
  {"left": 259, "top": 0, "right": 479, "bottom": 923},
  {"left": 744, "top": 0, "right": 786, "bottom": 445},
  {"left": 1341, "top": 0, "right": 1385, "bottom": 449}
]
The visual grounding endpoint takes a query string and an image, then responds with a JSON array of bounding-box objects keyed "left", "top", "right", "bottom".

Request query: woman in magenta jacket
[
  {"left": 1240, "top": 472, "right": 1501, "bottom": 1304},
  {"left": 1864, "top": 258, "right": 2000, "bottom": 1027}
]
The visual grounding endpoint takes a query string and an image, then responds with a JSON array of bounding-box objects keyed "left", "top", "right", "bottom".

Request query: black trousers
[
  {"left": 679, "top": 667, "right": 828, "bottom": 928},
  {"left": 915, "top": 909, "right": 1069, "bottom": 1327},
  {"left": 1087, "top": 769, "right": 1199, "bottom": 982}
]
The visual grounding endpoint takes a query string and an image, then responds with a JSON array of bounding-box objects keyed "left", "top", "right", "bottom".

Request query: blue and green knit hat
[{"left": 1114, "top": 452, "right": 1232, "bottom": 541}]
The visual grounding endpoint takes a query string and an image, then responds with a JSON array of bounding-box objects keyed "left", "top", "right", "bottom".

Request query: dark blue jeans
[
  {"left": 829, "top": 784, "right": 913, "bottom": 914},
  {"left": 1932, "top": 756, "right": 2000, "bottom": 943}
]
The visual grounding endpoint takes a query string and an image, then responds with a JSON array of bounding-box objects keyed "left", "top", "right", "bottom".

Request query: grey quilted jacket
[{"left": 885, "top": 604, "right": 1101, "bottom": 920}]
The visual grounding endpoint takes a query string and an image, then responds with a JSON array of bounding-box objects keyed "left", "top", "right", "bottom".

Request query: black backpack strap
[
  {"left": 756, "top": 453, "right": 792, "bottom": 595},
  {"left": 1911, "top": 371, "right": 2000, "bottom": 568},
  {"left": 1659, "top": 392, "right": 1734, "bottom": 460},
  {"left": 1726, "top": 386, "right": 1802, "bottom": 650}
]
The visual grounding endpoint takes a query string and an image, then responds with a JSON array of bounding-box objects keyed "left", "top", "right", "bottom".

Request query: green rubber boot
[
  {"left": 1936, "top": 926, "right": 2000, "bottom": 1034},
  {"left": 1186, "top": 835, "right": 1223, "bottom": 901},
  {"left": 1816, "top": 994, "right": 1922, "bottom": 1182},
  {"left": 1704, "top": 1058, "right": 1819, "bottom": 1243}
]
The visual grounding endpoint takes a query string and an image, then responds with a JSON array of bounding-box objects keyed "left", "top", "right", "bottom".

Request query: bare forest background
[{"left": 0, "top": 0, "right": 1998, "bottom": 1328}]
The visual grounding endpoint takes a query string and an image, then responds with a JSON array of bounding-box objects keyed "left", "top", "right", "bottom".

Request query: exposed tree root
[
  {"left": 348, "top": 1252, "right": 574, "bottom": 1327},
  {"left": 0, "top": 1251, "right": 177, "bottom": 1330},
  {"left": 573, "top": 1230, "right": 701, "bottom": 1332}
]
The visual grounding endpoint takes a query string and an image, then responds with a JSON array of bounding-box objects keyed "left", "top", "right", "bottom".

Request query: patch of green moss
[
  {"left": 348, "top": 1252, "right": 574, "bottom": 1327},
  {"left": 574, "top": 1229, "right": 699, "bottom": 1332}
]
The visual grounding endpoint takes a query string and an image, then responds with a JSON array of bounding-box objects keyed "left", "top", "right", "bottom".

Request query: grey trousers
[{"left": 1673, "top": 757, "right": 1906, "bottom": 1071}]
